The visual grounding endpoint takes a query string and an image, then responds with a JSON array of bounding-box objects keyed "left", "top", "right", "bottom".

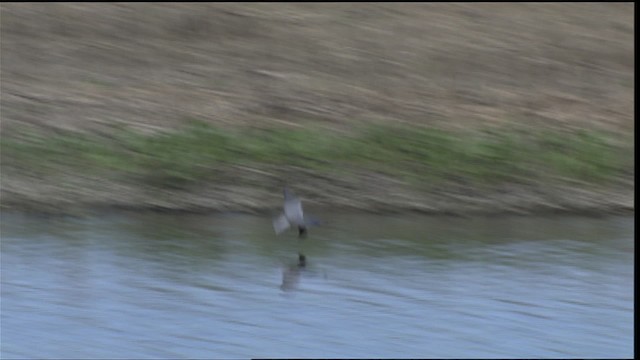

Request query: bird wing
[
  {"left": 273, "top": 213, "right": 291, "bottom": 235},
  {"left": 303, "top": 214, "right": 324, "bottom": 228}
]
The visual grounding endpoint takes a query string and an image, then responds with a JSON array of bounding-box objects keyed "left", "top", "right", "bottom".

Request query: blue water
[{"left": 1, "top": 212, "right": 634, "bottom": 358}]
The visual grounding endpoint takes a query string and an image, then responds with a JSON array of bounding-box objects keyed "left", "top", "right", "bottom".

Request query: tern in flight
[{"left": 272, "top": 187, "right": 322, "bottom": 238}]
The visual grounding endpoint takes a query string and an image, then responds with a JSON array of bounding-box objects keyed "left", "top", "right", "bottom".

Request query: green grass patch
[{"left": 1, "top": 121, "right": 632, "bottom": 189}]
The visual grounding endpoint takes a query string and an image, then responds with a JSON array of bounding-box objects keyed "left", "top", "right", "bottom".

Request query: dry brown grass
[{"left": 1, "top": 3, "right": 634, "bottom": 136}]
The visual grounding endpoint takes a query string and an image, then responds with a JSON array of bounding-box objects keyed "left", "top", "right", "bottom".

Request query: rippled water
[{"left": 1, "top": 212, "right": 634, "bottom": 359}]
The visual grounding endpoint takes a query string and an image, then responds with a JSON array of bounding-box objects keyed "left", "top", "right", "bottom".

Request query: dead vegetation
[{"left": 1, "top": 3, "right": 634, "bottom": 135}]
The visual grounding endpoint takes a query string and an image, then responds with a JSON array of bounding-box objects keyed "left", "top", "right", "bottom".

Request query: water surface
[{"left": 1, "top": 212, "right": 634, "bottom": 358}]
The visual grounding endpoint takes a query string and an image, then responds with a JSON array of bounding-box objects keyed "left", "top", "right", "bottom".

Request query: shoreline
[
  {"left": 1, "top": 199, "right": 633, "bottom": 218},
  {"left": 1, "top": 173, "right": 633, "bottom": 217},
  {"left": 1, "top": 124, "right": 633, "bottom": 218}
]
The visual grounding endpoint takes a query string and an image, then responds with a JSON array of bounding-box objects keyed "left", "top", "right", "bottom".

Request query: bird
[{"left": 272, "top": 187, "right": 322, "bottom": 238}]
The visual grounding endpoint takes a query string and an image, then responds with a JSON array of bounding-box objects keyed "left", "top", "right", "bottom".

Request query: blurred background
[
  {"left": 1, "top": 3, "right": 634, "bottom": 133},
  {"left": 0, "top": 3, "right": 634, "bottom": 212},
  {"left": 0, "top": 3, "right": 634, "bottom": 359}
]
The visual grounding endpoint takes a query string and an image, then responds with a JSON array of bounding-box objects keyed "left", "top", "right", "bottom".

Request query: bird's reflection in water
[{"left": 280, "top": 253, "right": 307, "bottom": 292}]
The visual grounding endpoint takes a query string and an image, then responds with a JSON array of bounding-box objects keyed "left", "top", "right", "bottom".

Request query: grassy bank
[
  {"left": 1, "top": 122, "right": 632, "bottom": 191},
  {"left": 0, "top": 4, "right": 633, "bottom": 214}
]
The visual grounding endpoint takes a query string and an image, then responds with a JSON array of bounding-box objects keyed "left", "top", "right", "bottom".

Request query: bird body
[
  {"left": 273, "top": 187, "right": 321, "bottom": 237},
  {"left": 283, "top": 188, "right": 304, "bottom": 228}
]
